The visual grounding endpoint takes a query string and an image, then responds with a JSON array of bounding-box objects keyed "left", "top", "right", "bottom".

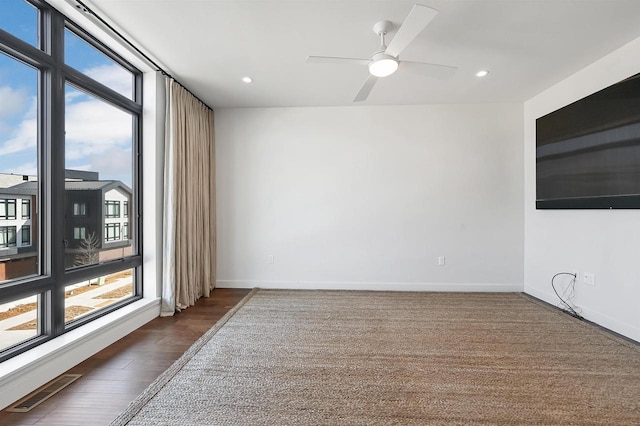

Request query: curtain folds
[{"left": 161, "top": 78, "right": 216, "bottom": 316}]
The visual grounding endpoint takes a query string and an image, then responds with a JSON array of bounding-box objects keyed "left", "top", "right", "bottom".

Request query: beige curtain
[{"left": 161, "top": 78, "right": 216, "bottom": 316}]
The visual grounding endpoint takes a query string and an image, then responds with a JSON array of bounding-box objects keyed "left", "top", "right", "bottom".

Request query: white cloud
[
  {"left": 84, "top": 64, "right": 133, "bottom": 98},
  {"left": 88, "top": 147, "right": 132, "bottom": 184},
  {"left": 65, "top": 89, "right": 85, "bottom": 103},
  {"left": 0, "top": 116, "right": 37, "bottom": 154},
  {"left": 0, "top": 99, "right": 37, "bottom": 156},
  {"left": 11, "top": 161, "right": 38, "bottom": 176},
  {"left": 65, "top": 163, "right": 92, "bottom": 171},
  {"left": 0, "top": 86, "right": 31, "bottom": 134},
  {"left": 64, "top": 97, "right": 132, "bottom": 162},
  {"left": 0, "top": 86, "right": 29, "bottom": 118}
]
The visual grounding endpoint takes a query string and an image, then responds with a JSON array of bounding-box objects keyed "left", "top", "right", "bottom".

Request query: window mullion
[
  {"left": 64, "top": 65, "right": 141, "bottom": 114},
  {"left": 48, "top": 10, "right": 66, "bottom": 337},
  {"left": 0, "top": 29, "right": 54, "bottom": 69}
]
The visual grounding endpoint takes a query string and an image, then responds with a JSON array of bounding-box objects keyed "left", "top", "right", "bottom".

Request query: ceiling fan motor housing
[{"left": 373, "top": 20, "right": 393, "bottom": 36}]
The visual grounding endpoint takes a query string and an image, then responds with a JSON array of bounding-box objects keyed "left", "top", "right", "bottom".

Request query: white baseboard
[
  {"left": 524, "top": 287, "right": 639, "bottom": 343},
  {"left": 217, "top": 280, "right": 523, "bottom": 292},
  {"left": 0, "top": 297, "right": 161, "bottom": 411}
]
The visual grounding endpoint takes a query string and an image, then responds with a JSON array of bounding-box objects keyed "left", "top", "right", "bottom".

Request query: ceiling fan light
[{"left": 369, "top": 55, "right": 398, "bottom": 77}]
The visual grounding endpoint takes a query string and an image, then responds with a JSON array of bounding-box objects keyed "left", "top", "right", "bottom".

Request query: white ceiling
[{"left": 86, "top": 0, "right": 640, "bottom": 109}]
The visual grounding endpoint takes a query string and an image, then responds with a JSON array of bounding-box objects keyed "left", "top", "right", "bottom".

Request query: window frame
[
  {"left": 7, "top": 199, "right": 17, "bottom": 219},
  {"left": 0, "top": 0, "right": 144, "bottom": 362},
  {"left": 22, "top": 225, "right": 31, "bottom": 245},
  {"left": 73, "top": 226, "right": 86, "bottom": 240},
  {"left": 104, "top": 223, "right": 120, "bottom": 242},
  {"left": 104, "top": 200, "right": 120, "bottom": 218},
  {"left": 72, "top": 201, "right": 86, "bottom": 216},
  {"left": 22, "top": 199, "right": 31, "bottom": 219},
  {"left": 0, "top": 199, "right": 17, "bottom": 220},
  {"left": 0, "top": 226, "right": 17, "bottom": 248}
]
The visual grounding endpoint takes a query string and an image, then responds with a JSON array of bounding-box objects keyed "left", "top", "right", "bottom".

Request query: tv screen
[{"left": 536, "top": 73, "right": 640, "bottom": 209}]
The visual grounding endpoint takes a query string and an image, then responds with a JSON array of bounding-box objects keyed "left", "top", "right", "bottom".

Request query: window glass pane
[
  {"left": 64, "top": 84, "right": 134, "bottom": 269},
  {"left": 7, "top": 199, "right": 16, "bottom": 219},
  {"left": 73, "top": 226, "right": 86, "bottom": 241},
  {"left": 22, "top": 199, "right": 30, "bottom": 218},
  {"left": 21, "top": 224, "right": 30, "bottom": 245},
  {"left": 73, "top": 202, "right": 86, "bottom": 216},
  {"left": 0, "top": 294, "right": 41, "bottom": 352},
  {"left": 64, "top": 29, "right": 133, "bottom": 99},
  {"left": 64, "top": 269, "right": 134, "bottom": 325},
  {"left": 0, "top": 0, "right": 39, "bottom": 48},
  {"left": 0, "top": 52, "right": 39, "bottom": 282}
]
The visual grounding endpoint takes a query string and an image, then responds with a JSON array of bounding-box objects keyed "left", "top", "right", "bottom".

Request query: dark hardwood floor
[{"left": 0, "top": 288, "right": 251, "bottom": 426}]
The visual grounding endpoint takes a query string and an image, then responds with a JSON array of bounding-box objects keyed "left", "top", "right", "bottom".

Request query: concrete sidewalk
[{"left": 0, "top": 276, "right": 133, "bottom": 350}]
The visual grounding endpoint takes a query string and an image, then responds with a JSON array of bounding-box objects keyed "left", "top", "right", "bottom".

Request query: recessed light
[
  {"left": 475, "top": 70, "right": 489, "bottom": 78},
  {"left": 241, "top": 76, "right": 253, "bottom": 83}
]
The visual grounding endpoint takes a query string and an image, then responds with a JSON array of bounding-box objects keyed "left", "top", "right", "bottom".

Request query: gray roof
[
  {"left": 0, "top": 182, "right": 38, "bottom": 195},
  {"left": 0, "top": 180, "right": 132, "bottom": 196}
]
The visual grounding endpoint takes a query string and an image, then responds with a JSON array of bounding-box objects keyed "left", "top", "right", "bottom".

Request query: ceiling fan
[{"left": 307, "top": 4, "right": 457, "bottom": 102}]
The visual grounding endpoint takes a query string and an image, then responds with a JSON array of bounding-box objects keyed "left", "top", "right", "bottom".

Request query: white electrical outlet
[
  {"left": 438, "top": 256, "right": 445, "bottom": 266},
  {"left": 268, "top": 255, "right": 274, "bottom": 264},
  {"left": 582, "top": 272, "right": 595, "bottom": 286}
]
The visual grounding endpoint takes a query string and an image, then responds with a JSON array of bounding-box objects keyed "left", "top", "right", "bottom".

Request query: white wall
[
  {"left": 524, "top": 37, "right": 640, "bottom": 342},
  {"left": 216, "top": 104, "right": 524, "bottom": 292}
]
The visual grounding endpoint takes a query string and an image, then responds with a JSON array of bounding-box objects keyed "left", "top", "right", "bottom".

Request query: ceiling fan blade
[
  {"left": 307, "top": 56, "right": 370, "bottom": 66},
  {"left": 385, "top": 5, "right": 439, "bottom": 58},
  {"left": 401, "top": 61, "right": 458, "bottom": 79},
  {"left": 353, "top": 75, "right": 378, "bottom": 102}
]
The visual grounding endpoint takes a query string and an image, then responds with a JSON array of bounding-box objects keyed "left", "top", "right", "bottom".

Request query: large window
[{"left": 0, "top": 0, "right": 142, "bottom": 362}]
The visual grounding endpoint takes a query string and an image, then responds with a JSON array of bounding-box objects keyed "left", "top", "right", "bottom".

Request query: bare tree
[{"left": 74, "top": 232, "right": 100, "bottom": 267}]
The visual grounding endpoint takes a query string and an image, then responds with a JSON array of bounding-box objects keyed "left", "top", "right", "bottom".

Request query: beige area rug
[{"left": 111, "top": 290, "right": 640, "bottom": 425}]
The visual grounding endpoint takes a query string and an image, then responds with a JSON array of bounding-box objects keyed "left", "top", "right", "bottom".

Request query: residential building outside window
[{"left": 0, "top": 0, "right": 143, "bottom": 361}]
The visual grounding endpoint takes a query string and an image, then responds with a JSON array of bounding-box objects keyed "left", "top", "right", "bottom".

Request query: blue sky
[{"left": 0, "top": 0, "right": 134, "bottom": 186}]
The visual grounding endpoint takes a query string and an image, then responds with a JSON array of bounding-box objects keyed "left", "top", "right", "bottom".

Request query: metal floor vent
[{"left": 7, "top": 374, "right": 82, "bottom": 413}]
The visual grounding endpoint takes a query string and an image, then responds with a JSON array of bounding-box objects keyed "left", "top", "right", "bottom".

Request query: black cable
[
  {"left": 551, "top": 272, "right": 583, "bottom": 320},
  {"left": 73, "top": 0, "right": 213, "bottom": 111}
]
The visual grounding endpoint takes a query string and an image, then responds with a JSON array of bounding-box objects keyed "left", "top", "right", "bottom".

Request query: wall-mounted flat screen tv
[{"left": 536, "top": 73, "right": 640, "bottom": 209}]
